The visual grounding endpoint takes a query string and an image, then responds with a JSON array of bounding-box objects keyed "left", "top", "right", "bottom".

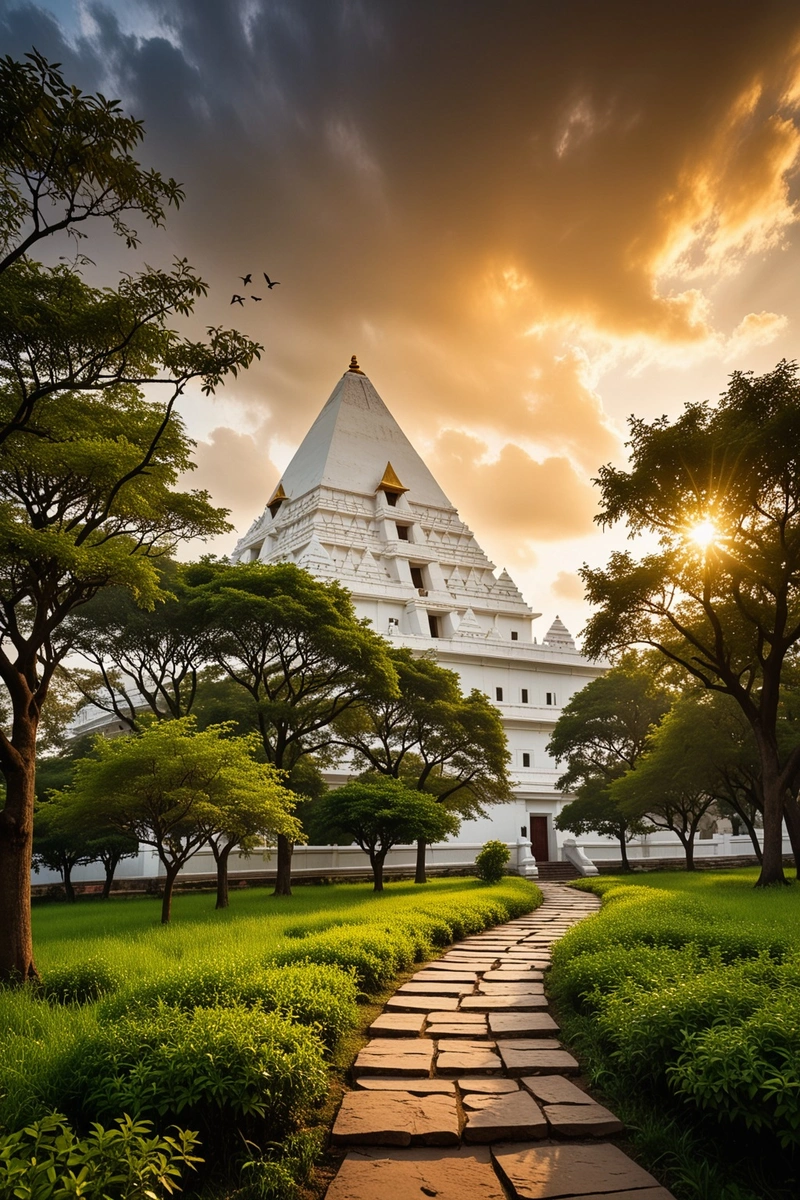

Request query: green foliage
[
  {"left": 549, "top": 873, "right": 800, "bottom": 1177},
  {"left": 41, "top": 957, "right": 121, "bottom": 1006},
  {"left": 0, "top": 1111, "right": 202, "bottom": 1200},
  {"left": 475, "top": 839, "right": 510, "bottom": 883},
  {"left": 67, "top": 1005, "right": 328, "bottom": 1140},
  {"left": 99, "top": 962, "right": 358, "bottom": 1050}
]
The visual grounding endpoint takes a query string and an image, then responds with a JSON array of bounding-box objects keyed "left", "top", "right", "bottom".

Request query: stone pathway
[{"left": 325, "top": 883, "right": 676, "bottom": 1200}]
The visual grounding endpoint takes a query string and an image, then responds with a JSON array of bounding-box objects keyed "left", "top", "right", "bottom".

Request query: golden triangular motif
[{"left": 377, "top": 461, "right": 408, "bottom": 495}]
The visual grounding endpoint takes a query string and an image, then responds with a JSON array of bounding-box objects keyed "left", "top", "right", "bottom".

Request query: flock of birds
[{"left": 230, "top": 272, "right": 280, "bottom": 305}]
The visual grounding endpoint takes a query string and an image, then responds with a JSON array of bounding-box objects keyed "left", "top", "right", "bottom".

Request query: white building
[{"left": 231, "top": 356, "right": 604, "bottom": 869}]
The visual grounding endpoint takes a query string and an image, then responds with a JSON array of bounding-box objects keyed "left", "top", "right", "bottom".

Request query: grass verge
[{"left": 549, "top": 872, "right": 800, "bottom": 1200}]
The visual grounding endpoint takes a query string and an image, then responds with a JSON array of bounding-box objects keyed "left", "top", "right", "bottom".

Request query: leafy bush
[
  {"left": 0, "top": 1111, "right": 201, "bottom": 1199},
  {"left": 475, "top": 840, "right": 510, "bottom": 883},
  {"left": 41, "top": 956, "right": 120, "bottom": 1004},
  {"left": 271, "top": 923, "right": 420, "bottom": 992},
  {"left": 64, "top": 1003, "right": 328, "bottom": 1144},
  {"left": 99, "top": 962, "right": 358, "bottom": 1050}
]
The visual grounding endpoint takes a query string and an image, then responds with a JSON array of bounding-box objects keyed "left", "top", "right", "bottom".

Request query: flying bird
[
  {"left": 240, "top": 274, "right": 252, "bottom": 286},
  {"left": 251, "top": 295, "right": 262, "bottom": 301},
  {"left": 263, "top": 273, "right": 280, "bottom": 289},
  {"left": 230, "top": 294, "right": 245, "bottom": 305}
]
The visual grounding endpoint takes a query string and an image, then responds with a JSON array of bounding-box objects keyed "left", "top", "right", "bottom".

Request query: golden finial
[{"left": 348, "top": 355, "right": 364, "bottom": 374}]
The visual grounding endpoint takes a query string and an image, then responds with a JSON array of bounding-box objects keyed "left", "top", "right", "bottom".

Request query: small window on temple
[
  {"left": 428, "top": 614, "right": 440, "bottom": 638},
  {"left": 546, "top": 692, "right": 556, "bottom": 705},
  {"left": 521, "top": 688, "right": 529, "bottom": 704},
  {"left": 522, "top": 752, "right": 531, "bottom": 768},
  {"left": 396, "top": 524, "right": 409, "bottom": 541},
  {"left": 511, "top": 630, "right": 519, "bottom": 641},
  {"left": 495, "top": 687, "right": 503, "bottom": 702},
  {"left": 386, "top": 492, "right": 398, "bottom": 506},
  {"left": 410, "top": 565, "right": 425, "bottom": 589}
]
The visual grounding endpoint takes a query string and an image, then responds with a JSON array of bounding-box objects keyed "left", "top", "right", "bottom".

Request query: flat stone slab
[
  {"left": 354, "top": 1039, "right": 435, "bottom": 1077},
  {"left": 489, "top": 1013, "right": 559, "bottom": 1037},
  {"left": 458, "top": 1077, "right": 519, "bottom": 1094},
  {"left": 492, "top": 1143, "right": 670, "bottom": 1198},
  {"left": 369, "top": 1013, "right": 426, "bottom": 1037},
  {"left": 437, "top": 1049, "right": 503, "bottom": 1075},
  {"left": 483, "top": 970, "right": 544, "bottom": 982},
  {"left": 522, "top": 1076, "right": 594, "bottom": 1105},
  {"left": 356, "top": 1078, "right": 456, "bottom": 1094},
  {"left": 436, "top": 1038, "right": 496, "bottom": 1051},
  {"left": 429, "top": 1010, "right": 486, "bottom": 1024},
  {"left": 499, "top": 1046, "right": 580, "bottom": 1076},
  {"left": 386, "top": 995, "right": 460, "bottom": 1012},
  {"left": 423, "top": 961, "right": 487, "bottom": 972},
  {"left": 332, "top": 1091, "right": 460, "bottom": 1147},
  {"left": 427, "top": 1022, "right": 489, "bottom": 1038},
  {"left": 398, "top": 982, "right": 474, "bottom": 996},
  {"left": 545, "top": 1102, "right": 624, "bottom": 1138},
  {"left": 464, "top": 1091, "right": 548, "bottom": 1143},
  {"left": 478, "top": 983, "right": 546, "bottom": 996},
  {"left": 461, "top": 996, "right": 549, "bottom": 1012},
  {"left": 326, "top": 1146, "right": 507, "bottom": 1200},
  {"left": 413, "top": 970, "right": 478, "bottom": 983}
]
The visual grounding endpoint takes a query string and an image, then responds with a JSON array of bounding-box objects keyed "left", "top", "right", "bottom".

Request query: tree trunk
[
  {"left": 743, "top": 815, "right": 764, "bottom": 863},
  {"left": 756, "top": 761, "right": 788, "bottom": 886},
  {"left": 684, "top": 836, "right": 695, "bottom": 871},
  {"left": 618, "top": 829, "right": 631, "bottom": 871},
  {"left": 414, "top": 837, "right": 427, "bottom": 884},
  {"left": 0, "top": 737, "right": 38, "bottom": 981},
  {"left": 101, "top": 854, "right": 121, "bottom": 899},
  {"left": 63, "top": 860, "right": 75, "bottom": 903},
  {"left": 370, "top": 851, "right": 386, "bottom": 893},
  {"left": 273, "top": 834, "right": 293, "bottom": 897},
  {"left": 782, "top": 796, "right": 800, "bottom": 877},
  {"left": 216, "top": 842, "right": 233, "bottom": 909},
  {"left": 161, "top": 863, "right": 180, "bottom": 924}
]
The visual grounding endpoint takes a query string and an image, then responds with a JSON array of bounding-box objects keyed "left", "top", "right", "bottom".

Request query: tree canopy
[
  {"left": 315, "top": 777, "right": 458, "bottom": 892},
  {"left": 581, "top": 361, "right": 800, "bottom": 885}
]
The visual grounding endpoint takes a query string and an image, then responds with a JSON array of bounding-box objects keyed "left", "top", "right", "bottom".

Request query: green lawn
[
  {"left": 3, "top": 876, "right": 540, "bottom": 1199},
  {"left": 551, "top": 870, "right": 800, "bottom": 1200}
]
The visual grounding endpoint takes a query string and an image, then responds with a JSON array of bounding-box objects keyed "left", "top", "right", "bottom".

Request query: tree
[
  {"left": 581, "top": 361, "right": 800, "bottom": 885},
  {"left": 315, "top": 777, "right": 459, "bottom": 892},
  {"left": 337, "top": 647, "right": 510, "bottom": 883},
  {"left": 0, "top": 53, "right": 261, "bottom": 980},
  {"left": 189, "top": 561, "right": 398, "bottom": 897},
  {"left": 547, "top": 654, "right": 670, "bottom": 868},
  {"left": 611, "top": 696, "right": 719, "bottom": 869},
  {"left": 55, "top": 719, "right": 301, "bottom": 923},
  {"left": 31, "top": 797, "right": 89, "bottom": 902},
  {"left": 68, "top": 560, "right": 209, "bottom": 729}
]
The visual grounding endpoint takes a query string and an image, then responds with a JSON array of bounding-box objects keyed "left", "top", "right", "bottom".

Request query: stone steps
[{"left": 325, "top": 883, "right": 676, "bottom": 1200}]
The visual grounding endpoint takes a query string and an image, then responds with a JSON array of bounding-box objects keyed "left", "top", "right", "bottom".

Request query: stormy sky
[{"left": 4, "top": 0, "right": 800, "bottom": 636}]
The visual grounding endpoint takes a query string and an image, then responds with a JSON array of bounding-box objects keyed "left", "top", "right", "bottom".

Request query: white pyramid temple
[{"left": 232, "top": 357, "right": 605, "bottom": 865}]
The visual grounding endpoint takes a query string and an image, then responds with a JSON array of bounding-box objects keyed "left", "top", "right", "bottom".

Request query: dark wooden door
[{"left": 530, "top": 816, "right": 550, "bottom": 862}]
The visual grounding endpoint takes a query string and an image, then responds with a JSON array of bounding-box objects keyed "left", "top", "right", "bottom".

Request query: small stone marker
[
  {"left": 491, "top": 1142, "right": 672, "bottom": 1198},
  {"left": 325, "top": 1146, "right": 508, "bottom": 1200},
  {"left": 463, "top": 1090, "right": 548, "bottom": 1143},
  {"left": 331, "top": 1091, "right": 460, "bottom": 1147}
]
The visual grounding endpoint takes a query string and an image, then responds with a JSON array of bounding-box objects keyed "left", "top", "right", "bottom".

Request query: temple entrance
[{"left": 529, "top": 815, "right": 550, "bottom": 862}]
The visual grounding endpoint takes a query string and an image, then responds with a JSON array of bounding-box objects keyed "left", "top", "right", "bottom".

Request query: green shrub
[
  {"left": 475, "top": 840, "right": 510, "bottom": 883},
  {"left": 0, "top": 1111, "right": 201, "bottom": 1199},
  {"left": 99, "top": 962, "right": 358, "bottom": 1050},
  {"left": 65, "top": 1003, "right": 328, "bottom": 1143},
  {"left": 239, "top": 1130, "right": 323, "bottom": 1200},
  {"left": 40, "top": 956, "right": 120, "bottom": 1004},
  {"left": 270, "top": 923, "right": 419, "bottom": 992}
]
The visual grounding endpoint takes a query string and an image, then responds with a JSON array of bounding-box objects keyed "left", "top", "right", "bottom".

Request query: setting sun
[{"left": 688, "top": 518, "right": 718, "bottom": 549}]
